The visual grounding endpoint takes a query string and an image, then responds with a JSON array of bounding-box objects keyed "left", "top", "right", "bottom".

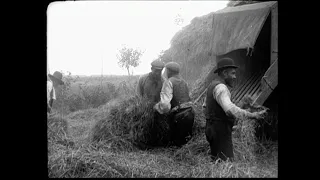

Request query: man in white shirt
[
  {"left": 47, "top": 71, "right": 64, "bottom": 113},
  {"left": 205, "top": 57, "right": 267, "bottom": 161},
  {"left": 154, "top": 62, "right": 194, "bottom": 147}
]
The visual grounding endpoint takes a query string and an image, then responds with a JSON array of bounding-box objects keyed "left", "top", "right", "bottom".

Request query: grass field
[{"left": 48, "top": 74, "right": 278, "bottom": 178}]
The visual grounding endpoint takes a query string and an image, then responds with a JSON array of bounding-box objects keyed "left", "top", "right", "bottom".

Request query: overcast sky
[{"left": 47, "top": 0, "right": 228, "bottom": 76}]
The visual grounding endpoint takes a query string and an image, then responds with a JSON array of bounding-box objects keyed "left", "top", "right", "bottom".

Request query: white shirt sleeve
[
  {"left": 47, "top": 81, "right": 52, "bottom": 103},
  {"left": 213, "top": 84, "right": 250, "bottom": 119},
  {"left": 213, "top": 84, "right": 233, "bottom": 112},
  {"left": 52, "top": 87, "right": 56, "bottom": 100},
  {"left": 154, "top": 79, "right": 173, "bottom": 114},
  {"left": 47, "top": 80, "right": 56, "bottom": 103}
]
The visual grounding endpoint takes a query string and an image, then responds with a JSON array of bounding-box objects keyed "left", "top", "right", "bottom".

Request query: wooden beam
[
  {"left": 254, "top": 58, "right": 278, "bottom": 105},
  {"left": 270, "top": 4, "right": 278, "bottom": 65},
  {"left": 194, "top": 88, "right": 208, "bottom": 104}
]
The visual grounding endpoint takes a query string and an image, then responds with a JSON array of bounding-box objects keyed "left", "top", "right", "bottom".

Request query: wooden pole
[{"left": 194, "top": 88, "right": 208, "bottom": 104}]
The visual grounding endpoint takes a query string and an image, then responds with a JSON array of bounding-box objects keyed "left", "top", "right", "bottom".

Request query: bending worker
[
  {"left": 154, "top": 62, "right": 195, "bottom": 147},
  {"left": 205, "top": 57, "right": 267, "bottom": 161}
]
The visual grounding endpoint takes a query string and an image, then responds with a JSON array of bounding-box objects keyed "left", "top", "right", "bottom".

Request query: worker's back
[{"left": 137, "top": 73, "right": 164, "bottom": 103}]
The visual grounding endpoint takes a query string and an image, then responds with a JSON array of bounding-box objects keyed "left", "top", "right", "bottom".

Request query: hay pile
[
  {"left": 48, "top": 95, "right": 277, "bottom": 178},
  {"left": 232, "top": 95, "right": 269, "bottom": 162},
  {"left": 233, "top": 117, "right": 259, "bottom": 162},
  {"left": 48, "top": 113, "right": 75, "bottom": 153},
  {"left": 160, "top": 12, "right": 217, "bottom": 83},
  {"left": 90, "top": 96, "right": 170, "bottom": 151}
]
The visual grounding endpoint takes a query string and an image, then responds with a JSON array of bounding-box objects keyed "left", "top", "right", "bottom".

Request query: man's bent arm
[
  {"left": 214, "top": 84, "right": 255, "bottom": 120},
  {"left": 154, "top": 79, "right": 173, "bottom": 114}
]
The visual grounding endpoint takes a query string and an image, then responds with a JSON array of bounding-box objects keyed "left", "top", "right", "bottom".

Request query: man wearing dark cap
[
  {"left": 154, "top": 62, "right": 195, "bottom": 147},
  {"left": 205, "top": 57, "right": 267, "bottom": 161},
  {"left": 136, "top": 59, "right": 165, "bottom": 103},
  {"left": 47, "top": 71, "right": 64, "bottom": 113}
]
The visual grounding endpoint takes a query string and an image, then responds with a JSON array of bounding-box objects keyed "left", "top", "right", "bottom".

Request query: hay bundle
[
  {"left": 232, "top": 95, "right": 269, "bottom": 162},
  {"left": 233, "top": 117, "right": 259, "bottom": 162},
  {"left": 172, "top": 134, "right": 210, "bottom": 165},
  {"left": 47, "top": 113, "right": 74, "bottom": 148},
  {"left": 89, "top": 115, "right": 113, "bottom": 143},
  {"left": 90, "top": 96, "right": 170, "bottom": 150},
  {"left": 48, "top": 113, "right": 68, "bottom": 140}
]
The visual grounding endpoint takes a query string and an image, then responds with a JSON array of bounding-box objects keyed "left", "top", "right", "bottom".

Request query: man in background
[
  {"left": 47, "top": 71, "right": 64, "bottom": 114},
  {"left": 136, "top": 60, "right": 165, "bottom": 103}
]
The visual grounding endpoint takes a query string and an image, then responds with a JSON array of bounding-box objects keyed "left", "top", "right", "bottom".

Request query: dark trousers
[
  {"left": 169, "top": 107, "right": 195, "bottom": 147},
  {"left": 205, "top": 120, "right": 234, "bottom": 161}
]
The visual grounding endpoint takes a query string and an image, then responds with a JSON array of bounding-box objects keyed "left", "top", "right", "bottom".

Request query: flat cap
[
  {"left": 165, "top": 62, "right": 180, "bottom": 73},
  {"left": 151, "top": 60, "right": 165, "bottom": 69}
]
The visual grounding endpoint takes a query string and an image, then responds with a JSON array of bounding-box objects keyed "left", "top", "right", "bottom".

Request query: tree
[
  {"left": 116, "top": 45, "right": 144, "bottom": 76},
  {"left": 174, "top": 13, "right": 184, "bottom": 26}
]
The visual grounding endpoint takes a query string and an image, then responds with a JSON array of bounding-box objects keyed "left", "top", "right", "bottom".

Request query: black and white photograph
[{"left": 47, "top": 0, "right": 278, "bottom": 178}]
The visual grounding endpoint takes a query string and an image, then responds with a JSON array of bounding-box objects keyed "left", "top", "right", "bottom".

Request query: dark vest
[
  {"left": 141, "top": 73, "right": 164, "bottom": 103},
  {"left": 169, "top": 75, "right": 191, "bottom": 108},
  {"left": 205, "top": 78, "right": 234, "bottom": 125}
]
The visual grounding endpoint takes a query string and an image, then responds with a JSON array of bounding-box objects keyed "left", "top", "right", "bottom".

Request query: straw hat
[{"left": 48, "top": 71, "right": 64, "bottom": 85}]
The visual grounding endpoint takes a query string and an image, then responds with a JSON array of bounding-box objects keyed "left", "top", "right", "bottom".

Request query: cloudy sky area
[{"left": 47, "top": 0, "right": 228, "bottom": 76}]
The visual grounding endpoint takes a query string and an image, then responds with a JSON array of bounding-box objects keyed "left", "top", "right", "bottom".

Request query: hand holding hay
[
  {"left": 233, "top": 100, "right": 268, "bottom": 130},
  {"left": 239, "top": 95, "right": 269, "bottom": 120},
  {"left": 252, "top": 109, "right": 268, "bottom": 120},
  {"left": 232, "top": 95, "right": 269, "bottom": 162}
]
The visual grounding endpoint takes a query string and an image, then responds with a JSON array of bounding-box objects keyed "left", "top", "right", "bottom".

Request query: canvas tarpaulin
[{"left": 210, "top": 1, "right": 277, "bottom": 56}]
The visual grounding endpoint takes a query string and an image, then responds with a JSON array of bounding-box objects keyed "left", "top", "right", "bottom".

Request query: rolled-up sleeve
[
  {"left": 154, "top": 79, "right": 173, "bottom": 114},
  {"left": 213, "top": 84, "right": 249, "bottom": 119}
]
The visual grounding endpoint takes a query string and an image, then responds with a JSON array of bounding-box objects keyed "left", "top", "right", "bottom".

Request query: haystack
[
  {"left": 90, "top": 96, "right": 171, "bottom": 151},
  {"left": 160, "top": 12, "right": 217, "bottom": 85}
]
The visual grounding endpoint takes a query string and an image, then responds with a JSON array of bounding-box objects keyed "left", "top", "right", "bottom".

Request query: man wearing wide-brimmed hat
[
  {"left": 205, "top": 57, "right": 267, "bottom": 162},
  {"left": 136, "top": 59, "right": 165, "bottom": 103},
  {"left": 47, "top": 71, "right": 64, "bottom": 113},
  {"left": 154, "top": 62, "right": 195, "bottom": 147}
]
